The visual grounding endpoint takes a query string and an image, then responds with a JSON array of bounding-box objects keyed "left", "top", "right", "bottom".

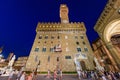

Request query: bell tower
[{"left": 60, "top": 4, "right": 69, "bottom": 23}]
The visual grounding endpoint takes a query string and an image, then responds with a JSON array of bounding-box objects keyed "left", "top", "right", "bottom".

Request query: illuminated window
[
  {"left": 39, "top": 35, "right": 42, "bottom": 39},
  {"left": 77, "top": 48, "right": 81, "bottom": 52},
  {"left": 42, "top": 47, "right": 46, "bottom": 52},
  {"left": 84, "top": 48, "right": 88, "bottom": 52},
  {"left": 65, "top": 56, "right": 71, "bottom": 59},
  {"left": 51, "top": 35, "right": 54, "bottom": 39},
  {"left": 45, "top": 35, "right": 48, "bottom": 39},
  {"left": 76, "top": 42, "right": 79, "bottom": 45},
  {"left": 83, "top": 41, "right": 85, "bottom": 45},
  {"left": 75, "top": 36, "right": 78, "bottom": 39},
  {"left": 34, "top": 48, "right": 39, "bottom": 52},
  {"left": 80, "top": 36, "right": 84, "bottom": 39},
  {"left": 50, "top": 47, "right": 54, "bottom": 52},
  {"left": 57, "top": 36, "right": 60, "bottom": 39},
  {"left": 57, "top": 57, "right": 59, "bottom": 61}
]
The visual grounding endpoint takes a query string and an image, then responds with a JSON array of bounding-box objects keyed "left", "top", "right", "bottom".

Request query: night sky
[{"left": 0, "top": 0, "right": 107, "bottom": 59}]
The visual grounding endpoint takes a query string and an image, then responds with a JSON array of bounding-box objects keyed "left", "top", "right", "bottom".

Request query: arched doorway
[
  {"left": 103, "top": 19, "right": 120, "bottom": 70},
  {"left": 80, "top": 60, "right": 86, "bottom": 70},
  {"left": 103, "top": 19, "right": 120, "bottom": 43}
]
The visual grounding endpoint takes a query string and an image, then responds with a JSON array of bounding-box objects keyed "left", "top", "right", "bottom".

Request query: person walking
[
  {"left": 58, "top": 69, "right": 62, "bottom": 80},
  {"left": 16, "top": 70, "right": 22, "bottom": 80},
  {"left": 27, "top": 73, "right": 33, "bottom": 80},
  {"left": 8, "top": 70, "right": 14, "bottom": 80},
  {"left": 101, "top": 73, "right": 107, "bottom": 80},
  {"left": 20, "top": 72, "right": 26, "bottom": 80},
  {"left": 46, "top": 69, "right": 50, "bottom": 78},
  {"left": 91, "top": 71, "right": 95, "bottom": 80},
  {"left": 107, "top": 73, "right": 112, "bottom": 80},
  {"left": 53, "top": 70, "right": 57, "bottom": 80},
  {"left": 59, "top": 69, "right": 63, "bottom": 80},
  {"left": 33, "top": 71, "right": 37, "bottom": 80},
  {"left": 77, "top": 70, "right": 82, "bottom": 80}
]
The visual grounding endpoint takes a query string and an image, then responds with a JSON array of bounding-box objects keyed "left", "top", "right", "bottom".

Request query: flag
[{"left": 54, "top": 44, "right": 62, "bottom": 52}]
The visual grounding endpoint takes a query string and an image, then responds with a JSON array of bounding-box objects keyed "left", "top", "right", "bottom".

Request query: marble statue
[
  {"left": 94, "top": 57, "right": 104, "bottom": 70},
  {"left": 0, "top": 55, "right": 16, "bottom": 76},
  {"left": 8, "top": 55, "right": 16, "bottom": 67},
  {"left": 74, "top": 54, "right": 82, "bottom": 71}
]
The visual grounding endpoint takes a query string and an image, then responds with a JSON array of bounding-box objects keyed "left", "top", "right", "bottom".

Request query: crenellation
[
  {"left": 26, "top": 4, "right": 94, "bottom": 72},
  {"left": 36, "top": 22, "right": 86, "bottom": 32}
]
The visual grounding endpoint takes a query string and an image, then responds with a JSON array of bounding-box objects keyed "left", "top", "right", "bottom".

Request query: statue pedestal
[
  {"left": 0, "top": 55, "right": 16, "bottom": 76},
  {"left": 0, "top": 66, "right": 13, "bottom": 76}
]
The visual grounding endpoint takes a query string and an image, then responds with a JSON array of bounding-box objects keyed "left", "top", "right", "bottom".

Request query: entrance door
[{"left": 80, "top": 61, "right": 86, "bottom": 70}]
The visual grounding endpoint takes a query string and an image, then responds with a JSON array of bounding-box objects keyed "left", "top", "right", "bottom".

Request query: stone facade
[
  {"left": 92, "top": 38, "right": 117, "bottom": 71},
  {"left": 0, "top": 61, "right": 8, "bottom": 68},
  {"left": 14, "top": 56, "right": 28, "bottom": 70},
  {"left": 26, "top": 4, "right": 94, "bottom": 72}
]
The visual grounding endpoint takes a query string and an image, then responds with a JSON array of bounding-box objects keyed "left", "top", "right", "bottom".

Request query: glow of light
[{"left": 105, "top": 20, "right": 120, "bottom": 42}]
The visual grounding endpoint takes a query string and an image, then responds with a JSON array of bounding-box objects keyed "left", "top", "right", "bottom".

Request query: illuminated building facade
[
  {"left": 94, "top": 0, "right": 120, "bottom": 70},
  {"left": 26, "top": 4, "right": 94, "bottom": 72}
]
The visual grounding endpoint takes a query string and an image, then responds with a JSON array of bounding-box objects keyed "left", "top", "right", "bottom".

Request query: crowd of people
[
  {"left": 7, "top": 70, "right": 36, "bottom": 80},
  {"left": 46, "top": 69, "right": 62, "bottom": 80},
  {"left": 7, "top": 69, "right": 63, "bottom": 80},
  {"left": 3, "top": 69, "right": 120, "bottom": 80},
  {"left": 77, "top": 70, "right": 120, "bottom": 80}
]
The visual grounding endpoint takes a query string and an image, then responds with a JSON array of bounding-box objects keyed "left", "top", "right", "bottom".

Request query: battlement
[{"left": 36, "top": 22, "right": 86, "bottom": 32}]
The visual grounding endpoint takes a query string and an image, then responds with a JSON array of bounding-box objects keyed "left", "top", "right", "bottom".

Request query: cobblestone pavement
[{"left": 0, "top": 74, "right": 120, "bottom": 80}]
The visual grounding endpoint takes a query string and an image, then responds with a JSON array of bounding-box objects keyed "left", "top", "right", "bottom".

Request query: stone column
[
  {"left": 114, "top": 46, "right": 120, "bottom": 56},
  {"left": 106, "top": 42, "right": 120, "bottom": 70},
  {"left": 102, "top": 45, "right": 117, "bottom": 71}
]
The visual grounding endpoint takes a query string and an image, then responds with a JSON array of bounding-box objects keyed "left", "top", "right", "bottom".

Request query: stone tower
[
  {"left": 26, "top": 4, "right": 94, "bottom": 72},
  {"left": 60, "top": 4, "right": 69, "bottom": 23}
]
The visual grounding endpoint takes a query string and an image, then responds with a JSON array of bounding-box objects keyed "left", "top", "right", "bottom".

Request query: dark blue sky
[{"left": 0, "top": 0, "right": 107, "bottom": 58}]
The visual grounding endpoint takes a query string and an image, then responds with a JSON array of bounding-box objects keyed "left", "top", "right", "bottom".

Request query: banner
[{"left": 54, "top": 44, "right": 62, "bottom": 52}]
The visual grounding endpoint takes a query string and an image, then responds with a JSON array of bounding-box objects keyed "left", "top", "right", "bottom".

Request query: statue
[
  {"left": 94, "top": 57, "right": 104, "bottom": 70},
  {"left": 0, "top": 55, "right": 16, "bottom": 76},
  {"left": 8, "top": 55, "right": 16, "bottom": 67},
  {"left": 74, "top": 54, "right": 82, "bottom": 71}
]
